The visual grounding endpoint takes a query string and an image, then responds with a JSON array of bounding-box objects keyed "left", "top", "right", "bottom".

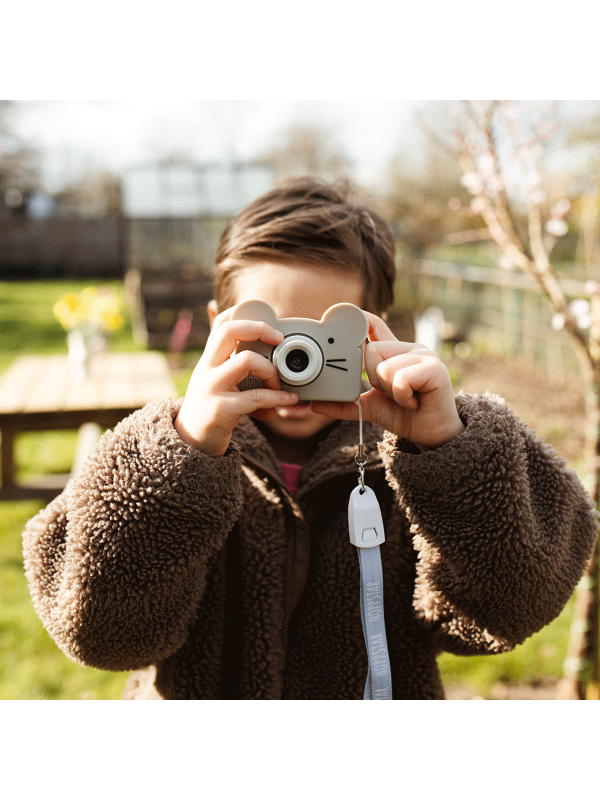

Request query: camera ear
[
  {"left": 321, "top": 303, "right": 369, "bottom": 346},
  {"left": 230, "top": 299, "right": 280, "bottom": 327}
]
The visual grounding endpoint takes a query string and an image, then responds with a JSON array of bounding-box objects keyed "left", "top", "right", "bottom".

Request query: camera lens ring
[{"left": 272, "top": 334, "right": 324, "bottom": 386}]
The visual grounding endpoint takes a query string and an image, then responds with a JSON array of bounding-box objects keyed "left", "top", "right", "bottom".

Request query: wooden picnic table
[{"left": 0, "top": 351, "right": 178, "bottom": 501}]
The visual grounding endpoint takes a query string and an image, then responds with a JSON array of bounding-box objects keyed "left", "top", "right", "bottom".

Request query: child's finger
[
  {"left": 209, "top": 305, "right": 234, "bottom": 331},
  {"left": 365, "top": 341, "right": 430, "bottom": 392},
  {"left": 203, "top": 319, "right": 284, "bottom": 368},
  {"left": 384, "top": 360, "right": 440, "bottom": 408},
  {"left": 310, "top": 399, "right": 361, "bottom": 421},
  {"left": 228, "top": 387, "right": 299, "bottom": 418},
  {"left": 215, "top": 349, "right": 281, "bottom": 390},
  {"left": 362, "top": 311, "right": 399, "bottom": 343},
  {"left": 311, "top": 391, "right": 399, "bottom": 427}
]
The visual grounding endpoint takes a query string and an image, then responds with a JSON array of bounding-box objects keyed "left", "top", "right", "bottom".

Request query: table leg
[{"left": 0, "top": 427, "right": 17, "bottom": 498}]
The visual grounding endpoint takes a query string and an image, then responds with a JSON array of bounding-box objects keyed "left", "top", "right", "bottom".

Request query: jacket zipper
[
  {"left": 239, "top": 452, "right": 380, "bottom": 656},
  {"left": 239, "top": 452, "right": 299, "bottom": 656}
]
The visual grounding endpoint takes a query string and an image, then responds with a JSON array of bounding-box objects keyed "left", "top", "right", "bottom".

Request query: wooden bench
[{"left": 0, "top": 351, "right": 178, "bottom": 501}]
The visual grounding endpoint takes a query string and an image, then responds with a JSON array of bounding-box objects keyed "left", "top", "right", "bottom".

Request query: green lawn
[
  {"left": 0, "top": 279, "right": 583, "bottom": 699},
  {"left": 0, "top": 279, "right": 195, "bottom": 700}
]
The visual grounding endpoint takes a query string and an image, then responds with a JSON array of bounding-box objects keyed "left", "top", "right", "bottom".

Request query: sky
[
  {"left": 11, "top": 98, "right": 600, "bottom": 203},
  {"left": 4, "top": 1, "right": 600, "bottom": 199},
  {"left": 12, "top": 99, "right": 422, "bottom": 193}
]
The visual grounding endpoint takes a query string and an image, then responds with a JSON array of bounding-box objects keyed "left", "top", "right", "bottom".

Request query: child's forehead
[{"left": 232, "top": 261, "right": 365, "bottom": 320}]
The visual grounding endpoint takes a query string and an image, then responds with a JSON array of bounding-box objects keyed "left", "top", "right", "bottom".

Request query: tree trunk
[{"left": 557, "top": 315, "right": 600, "bottom": 700}]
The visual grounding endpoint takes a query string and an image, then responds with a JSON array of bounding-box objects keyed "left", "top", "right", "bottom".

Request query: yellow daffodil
[{"left": 53, "top": 286, "right": 125, "bottom": 334}]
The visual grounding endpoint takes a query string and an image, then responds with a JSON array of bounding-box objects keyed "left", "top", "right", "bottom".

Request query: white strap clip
[{"left": 348, "top": 484, "right": 386, "bottom": 549}]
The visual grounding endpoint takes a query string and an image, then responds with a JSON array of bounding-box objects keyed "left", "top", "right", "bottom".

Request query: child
[{"left": 24, "top": 176, "right": 597, "bottom": 700}]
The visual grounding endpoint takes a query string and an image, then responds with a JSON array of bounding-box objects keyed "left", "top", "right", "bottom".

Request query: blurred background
[{"left": 1, "top": 98, "right": 598, "bottom": 699}]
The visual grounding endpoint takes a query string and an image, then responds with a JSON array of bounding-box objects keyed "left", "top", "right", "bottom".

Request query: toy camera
[{"left": 230, "top": 299, "right": 369, "bottom": 402}]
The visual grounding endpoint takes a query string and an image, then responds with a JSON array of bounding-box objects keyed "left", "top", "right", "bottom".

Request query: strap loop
[
  {"left": 348, "top": 483, "right": 393, "bottom": 699},
  {"left": 348, "top": 398, "right": 392, "bottom": 699},
  {"left": 358, "top": 546, "right": 393, "bottom": 699}
]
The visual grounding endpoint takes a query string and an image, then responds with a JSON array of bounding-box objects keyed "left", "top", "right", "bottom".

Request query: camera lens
[
  {"left": 286, "top": 348, "right": 310, "bottom": 374},
  {"left": 272, "top": 335, "right": 324, "bottom": 387}
]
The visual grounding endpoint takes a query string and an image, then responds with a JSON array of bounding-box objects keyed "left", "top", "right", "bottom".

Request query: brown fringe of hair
[{"left": 213, "top": 175, "right": 396, "bottom": 314}]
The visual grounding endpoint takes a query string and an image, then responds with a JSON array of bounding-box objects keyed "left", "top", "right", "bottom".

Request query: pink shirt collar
[{"left": 279, "top": 462, "right": 303, "bottom": 494}]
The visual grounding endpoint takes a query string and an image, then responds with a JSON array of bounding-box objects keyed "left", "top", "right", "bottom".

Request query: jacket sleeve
[
  {"left": 23, "top": 398, "right": 244, "bottom": 672},
  {"left": 379, "top": 392, "right": 599, "bottom": 656}
]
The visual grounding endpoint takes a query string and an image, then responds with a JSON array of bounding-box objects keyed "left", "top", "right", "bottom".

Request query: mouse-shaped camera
[{"left": 231, "top": 299, "right": 369, "bottom": 402}]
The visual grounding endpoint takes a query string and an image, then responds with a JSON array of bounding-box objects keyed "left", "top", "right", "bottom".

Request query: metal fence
[{"left": 408, "top": 259, "right": 588, "bottom": 380}]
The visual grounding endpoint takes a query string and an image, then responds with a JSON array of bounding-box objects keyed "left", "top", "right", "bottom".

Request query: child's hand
[
  {"left": 312, "top": 312, "right": 465, "bottom": 450},
  {"left": 174, "top": 309, "right": 298, "bottom": 456}
]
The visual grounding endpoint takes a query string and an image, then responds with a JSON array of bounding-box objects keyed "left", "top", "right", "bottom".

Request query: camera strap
[{"left": 348, "top": 402, "right": 392, "bottom": 700}]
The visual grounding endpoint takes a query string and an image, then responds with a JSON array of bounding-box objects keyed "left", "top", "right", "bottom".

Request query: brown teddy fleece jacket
[{"left": 24, "top": 393, "right": 597, "bottom": 700}]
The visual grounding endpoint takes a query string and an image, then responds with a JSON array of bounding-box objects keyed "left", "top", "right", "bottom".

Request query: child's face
[{"left": 232, "top": 260, "right": 365, "bottom": 441}]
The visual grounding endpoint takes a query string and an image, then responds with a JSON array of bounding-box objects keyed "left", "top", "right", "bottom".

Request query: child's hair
[{"left": 213, "top": 175, "right": 396, "bottom": 314}]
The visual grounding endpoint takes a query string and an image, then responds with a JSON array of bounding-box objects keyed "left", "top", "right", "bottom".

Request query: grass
[
  {"left": 1, "top": 500, "right": 130, "bottom": 700},
  {"left": 0, "top": 279, "right": 191, "bottom": 700},
  {"left": 0, "top": 279, "right": 584, "bottom": 699},
  {"left": 437, "top": 598, "right": 576, "bottom": 698}
]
